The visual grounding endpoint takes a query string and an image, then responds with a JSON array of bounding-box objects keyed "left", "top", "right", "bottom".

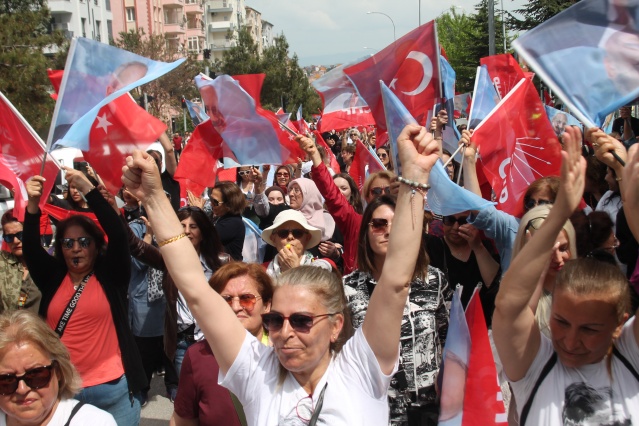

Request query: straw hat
[{"left": 261, "top": 210, "right": 322, "bottom": 249}]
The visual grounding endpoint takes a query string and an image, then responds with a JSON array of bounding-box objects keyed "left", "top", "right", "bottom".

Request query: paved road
[{"left": 140, "top": 373, "right": 173, "bottom": 426}]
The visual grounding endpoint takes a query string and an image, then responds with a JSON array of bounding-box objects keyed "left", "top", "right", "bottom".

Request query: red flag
[
  {"left": 47, "top": 69, "right": 63, "bottom": 101},
  {"left": 0, "top": 92, "right": 60, "bottom": 221},
  {"left": 543, "top": 90, "right": 554, "bottom": 107},
  {"left": 85, "top": 94, "right": 167, "bottom": 194},
  {"left": 479, "top": 54, "right": 527, "bottom": 99},
  {"left": 463, "top": 290, "right": 508, "bottom": 425},
  {"left": 174, "top": 119, "right": 223, "bottom": 198},
  {"left": 344, "top": 21, "right": 440, "bottom": 130},
  {"left": 233, "top": 74, "right": 265, "bottom": 108},
  {"left": 348, "top": 140, "right": 386, "bottom": 190},
  {"left": 313, "top": 130, "right": 340, "bottom": 173},
  {"left": 42, "top": 203, "right": 104, "bottom": 235},
  {"left": 472, "top": 78, "right": 562, "bottom": 217}
]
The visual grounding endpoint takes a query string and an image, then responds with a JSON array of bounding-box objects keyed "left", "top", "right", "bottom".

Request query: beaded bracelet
[
  {"left": 397, "top": 176, "right": 431, "bottom": 191},
  {"left": 158, "top": 233, "right": 187, "bottom": 247}
]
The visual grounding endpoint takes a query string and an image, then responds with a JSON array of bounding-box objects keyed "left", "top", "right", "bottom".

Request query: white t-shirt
[
  {"left": 0, "top": 398, "right": 116, "bottom": 425},
  {"left": 511, "top": 317, "right": 639, "bottom": 425},
  {"left": 220, "top": 327, "right": 397, "bottom": 425}
]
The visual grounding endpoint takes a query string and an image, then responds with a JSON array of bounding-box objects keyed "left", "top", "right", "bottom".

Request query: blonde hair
[{"left": 0, "top": 311, "right": 81, "bottom": 399}]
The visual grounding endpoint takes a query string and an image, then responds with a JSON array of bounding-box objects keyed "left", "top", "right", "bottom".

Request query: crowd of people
[{"left": 0, "top": 107, "right": 637, "bottom": 426}]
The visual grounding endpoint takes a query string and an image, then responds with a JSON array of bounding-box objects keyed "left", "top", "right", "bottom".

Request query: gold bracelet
[{"left": 158, "top": 233, "right": 187, "bottom": 247}]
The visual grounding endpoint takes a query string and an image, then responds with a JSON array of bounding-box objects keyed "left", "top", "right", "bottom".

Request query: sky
[{"left": 253, "top": 0, "right": 528, "bottom": 66}]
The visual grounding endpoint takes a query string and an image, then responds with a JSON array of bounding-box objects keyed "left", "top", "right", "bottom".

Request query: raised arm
[
  {"left": 493, "top": 126, "right": 586, "bottom": 382},
  {"left": 122, "top": 151, "right": 245, "bottom": 374},
  {"left": 363, "top": 124, "right": 440, "bottom": 374},
  {"left": 621, "top": 143, "right": 639, "bottom": 342},
  {"left": 159, "top": 133, "right": 177, "bottom": 177},
  {"left": 460, "top": 129, "right": 482, "bottom": 197}
]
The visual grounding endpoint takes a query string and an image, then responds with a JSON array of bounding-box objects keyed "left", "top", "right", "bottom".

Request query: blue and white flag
[
  {"left": 513, "top": 0, "right": 639, "bottom": 128},
  {"left": 468, "top": 65, "right": 500, "bottom": 130},
  {"left": 185, "top": 99, "right": 208, "bottom": 127},
  {"left": 544, "top": 105, "right": 583, "bottom": 138},
  {"left": 48, "top": 37, "right": 185, "bottom": 151}
]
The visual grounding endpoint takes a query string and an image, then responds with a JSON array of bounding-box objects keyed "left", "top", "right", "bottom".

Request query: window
[
  {"left": 96, "top": 20, "right": 101, "bottom": 41},
  {"left": 188, "top": 36, "right": 199, "bottom": 52},
  {"left": 105, "top": 0, "right": 110, "bottom": 11},
  {"left": 126, "top": 7, "right": 135, "bottom": 21},
  {"left": 94, "top": 0, "right": 98, "bottom": 5},
  {"left": 81, "top": 17, "right": 86, "bottom": 37}
]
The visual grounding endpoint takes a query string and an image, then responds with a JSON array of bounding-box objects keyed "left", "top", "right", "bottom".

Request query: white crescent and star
[
  {"left": 389, "top": 51, "right": 433, "bottom": 97},
  {"left": 95, "top": 113, "right": 112, "bottom": 134}
]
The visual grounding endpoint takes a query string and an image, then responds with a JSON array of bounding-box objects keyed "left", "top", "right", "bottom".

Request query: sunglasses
[
  {"left": 275, "top": 228, "right": 307, "bottom": 239},
  {"left": 525, "top": 216, "right": 546, "bottom": 232},
  {"left": 238, "top": 170, "right": 251, "bottom": 177},
  {"left": 370, "top": 186, "right": 391, "bottom": 196},
  {"left": 222, "top": 293, "right": 261, "bottom": 311},
  {"left": 276, "top": 172, "right": 290, "bottom": 178},
  {"left": 442, "top": 216, "right": 468, "bottom": 226},
  {"left": 369, "top": 218, "right": 391, "bottom": 232},
  {"left": 524, "top": 198, "right": 552, "bottom": 211},
  {"left": 0, "top": 362, "right": 56, "bottom": 395},
  {"left": 2, "top": 231, "right": 23, "bottom": 244},
  {"left": 261, "top": 312, "right": 337, "bottom": 333},
  {"left": 377, "top": 152, "right": 388, "bottom": 158},
  {"left": 211, "top": 198, "right": 224, "bottom": 207},
  {"left": 61, "top": 237, "right": 92, "bottom": 250}
]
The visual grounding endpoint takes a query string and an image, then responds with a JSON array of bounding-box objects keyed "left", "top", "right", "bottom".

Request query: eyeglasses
[
  {"left": 211, "top": 198, "right": 224, "bottom": 207},
  {"left": 0, "top": 362, "right": 56, "bottom": 395},
  {"left": 261, "top": 312, "right": 338, "bottom": 333},
  {"left": 178, "top": 206, "right": 203, "bottom": 213},
  {"left": 524, "top": 198, "right": 553, "bottom": 211},
  {"left": 61, "top": 237, "right": 93, "bottom": 250},
  {"left": 525, "top": 216, "right": 546, "bottom": 232},
  {"left": 370, "top": 186, "right": 391, "bottom": 196},
  {"left": 222, "top": 294, "right": 261, "bottom": 311},
  {"left": 276, "top": 172, "right": 290, "bottom": 178},
  {"left": 369, "top": 218, "right": 391, "bottom": 232},
  {"left": 377, "top": 152, "right": 388, "bottom": 158},
  {"left": 296, "top": 382, "right": 328, "bottom": 423},
  {"left": 275, "top": 228, "right": 307, "bottom": 239},
  {"left": 442, "top": 216, "right": 467, "bottom": 226},
  {"left": 2, "top": 231, "right": 23, "bottom": 244},
  {"left": 238, "top": 170, "right": 251, "bottom": 177},
  {"left": 288, "top": 186, "right": 302, "bottom": 195}
]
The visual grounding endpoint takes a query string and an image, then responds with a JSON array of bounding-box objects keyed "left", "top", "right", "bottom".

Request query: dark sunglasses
[
  {"left": 369, "top": 218, "right": 391, "bottom": 231},
  {"left": 0, "top": 362, "right": 56, "bottom": 395},
  {"left": 370, "top": 186, "right": 391, "bottom": 196},
  {"left": 261, "top": 312, "right": 337, "bottom": 333},
  {"left": 524, "top": 198, "right": 553, "bottom": 211},
  {"left": 211, "top": 199, "right": 224, "bottom": 207},
  {"left": 275, "top": 229, "right": 307, "bottom": 239},
  {"left": 238, "top": 170, "right": 251, "bottom": 177},
  {"left": 178, "top": 206, "right": 203, "bottom": 213},
  {"left": 61, "top": 237, "right": 92, "bottom": 250},
  {"left": 2, "top": 231, "right": 23, "bottom": 244},
  {"left": 377, "top": 152, "right": 388, "bottom": 158},
  {"left": 442, "top": 216, "right": 467, "bottom": 226},
  {"left": 222, "top": 294, "right": 261, "bottom": 311},
  {"left": 276, "top": 172, "right": 290, "bottom": 178}
]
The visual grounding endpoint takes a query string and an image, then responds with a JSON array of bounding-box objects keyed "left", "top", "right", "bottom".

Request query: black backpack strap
[
  {"left": 63, "top": 401, "right": 85, "bottom": 426},
  {"left": 612, "top": 345, "right": 639, "bottom": 382},
  {"left": 519, "top": 352, "right": 557, "bottom": 426}
]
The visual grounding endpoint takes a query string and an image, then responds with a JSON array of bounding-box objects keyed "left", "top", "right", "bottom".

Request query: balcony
[
  {"left": 210, "top": 41, "right": 235, "bottom": 51},
  {"left": 163, "top": 0, "right": 183, "bottom": 8},
  {"left": 208, "top": 21, "right": 234, "bottom": 32},
  {"left": 48, "top": 0, "right": 75, "bottom": 13},
  {"left": 184, "top": 1, "right": 203, "bottom": 14},
  {"left": 164, "top": 22, "right": 186, "bottom": 34},
  {"left": 208, "top": 1, "right": 232, "bottom": 12}
]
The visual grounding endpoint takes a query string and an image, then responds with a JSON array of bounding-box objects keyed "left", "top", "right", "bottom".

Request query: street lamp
[{"left": 366, "top": 11, "right": 396, "bottom": 42}]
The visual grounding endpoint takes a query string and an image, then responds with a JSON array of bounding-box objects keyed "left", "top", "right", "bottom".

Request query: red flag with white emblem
[
  {"left": 480, "top": 54, "right": 527, "bottom": 100},
  {"left": 348, "top": 140, "right": 386, "bottom": 190},
  {"left": 85, "top": 93, "right": 167, "bottom": 194},
  {"left": 344, "top": 21, "right": 440, "bottom": 130},
  {"left": 472, "top": 78, "right": 562, "bottom": 217}
]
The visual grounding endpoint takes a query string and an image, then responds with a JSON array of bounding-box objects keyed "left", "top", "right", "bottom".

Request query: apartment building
[
  {"left": 110, "top": 0, "right": 164, "bottom": 39},
  {"left": 48, "top": 0, "right": 114, "bottom": 43}
]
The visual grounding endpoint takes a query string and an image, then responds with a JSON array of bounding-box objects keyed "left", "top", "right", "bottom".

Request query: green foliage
[
  {"left": 0, "top": 0, "right": 66, "bottom": 138},
  {"left": 221, "top": 29, "right": 321, "bottom": 117},
  {"left": 437, "top": 1, "right": 511, "bottom": 93},
  {"left": 508, "top": 0, "right": 579, "bottom": 32}
]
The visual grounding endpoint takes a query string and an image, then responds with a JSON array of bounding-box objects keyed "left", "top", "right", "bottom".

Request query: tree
[
  {"left": 113, "top": 29, "right": 203, "bottom": 130},
  {"left": 508, "top": 0, "right": 580, "bottom": 32},
  {"left": 0, "top": 0, "right": 66, "bottom": 138},
  {"left": 221, "top": 29, "right": 321, "bottom": 116}
]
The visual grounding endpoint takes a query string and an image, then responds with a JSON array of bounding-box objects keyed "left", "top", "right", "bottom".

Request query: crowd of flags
[{"left": 0, "top": 0, "right": 637, "bottom": 420}]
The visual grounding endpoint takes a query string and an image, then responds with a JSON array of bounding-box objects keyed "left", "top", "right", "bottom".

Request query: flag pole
[
  {"left": 443, "top": 143, "right": 464, "bottom": 168},
  {"left": 456, "top": 146, "right": 465, "bottom": 185}
]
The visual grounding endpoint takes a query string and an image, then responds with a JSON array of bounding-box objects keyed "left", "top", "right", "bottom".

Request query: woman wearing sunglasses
[
  {"left": 376, "top": 145, "right": 393, "bottom": 172},
  {"left": 209, "top": 181, "right": 246, "bottom": 261},
  {"left": 0, "top": 210, "right": 41, "bottom": 313},
  {"left": 236, "top": 166, "right": 260, "bottom": 225},
  {"left": 172, "top": 263, "right": 273, "bottom": 426},
  {"left": 22, "top": 168, "right": 146, "bottom": 425},
  {"left": 121, "top": 123, "right": 440, "bottom": 425},
  {"left": 261, "top": 210, "right": 333, "bottom": 277},
  {"left": 0, "top": 310, "right": 116, "bottom": 425},
  {"left": 295, "top": 136, "right": 396, "bottom": 274},
  {"left": 343, "top": 196, "right": 452, "bottom": 424}
]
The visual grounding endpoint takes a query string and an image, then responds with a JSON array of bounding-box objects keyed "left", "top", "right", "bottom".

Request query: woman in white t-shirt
[
  {"left": 0, "top": 310, "right": 115, "bottom": 426},
  {"left": 122, "top": 124, "right": 441, "bottom": 425},
  {"left": 493, "top": 127, "right": 639, "bottom": 425}
]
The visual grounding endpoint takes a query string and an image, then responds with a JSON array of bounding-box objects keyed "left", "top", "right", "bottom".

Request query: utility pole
[{"left": 488, "top": 0, "right": 496, "bottom": 56}]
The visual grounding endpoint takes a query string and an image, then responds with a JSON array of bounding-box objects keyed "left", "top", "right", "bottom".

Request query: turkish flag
[
  {"left": 47, "top": 69, "right": 63, "bottom": 101},
  {"left": 348, "top": 140, "right": 385, "bottom": 190},
  {"left": 174, "top": 119, "right": 223, "bottom": 198},
  {"left": 313, "top": 130, "right": 340, "bottom": 173},
  {"left": 0, "top": 91, "right": 60, "bottom": 221},
  {"left": 344, "top": 21, "right": 440, "bottom": 130},
  {"left": 472, "top": 78, "right": 562, "bottom": 217},
  {"left": 463, "top": 290, "right": 508, "bottom": 426},
  {"left": 85, "top": 94, "right": 167, "bottom": 194},
  {"left": 43, "top": 203, "right": 104, "bottom": 235},
  {"left": 479, "top": 54, "right": 527, "bottom": 100}
]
